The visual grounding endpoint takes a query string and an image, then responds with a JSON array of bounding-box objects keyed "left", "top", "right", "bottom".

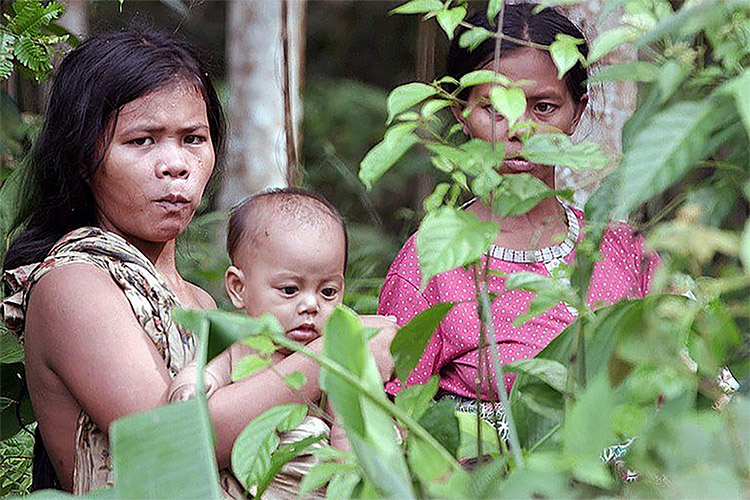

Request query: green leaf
[
  {"left": 395, "top": 376, "right": 439, "bottom": 421},
  {"left": 454, "top": 411, "right": 501, "bottom": 460},
  {"left": 390, "top": 0, "right": 444, "bottom": 15},
  {"left": 505, "top": 358, "right": 568, "bottom": 393},
  {"left": 617, "top": 100, "right": 722, "bottom": 211},
  {"left": 231, "top": 354, "right": 271, "bottom": 381},
  {"left": 1, "top": 328, "right": 24, "bottom": 363},
  {"left": 522, "top": 133, "right": 609, "bottom": 170},
  {"left": 423, "top": 182, "right": 451, "bottom": 212},
  {"left": 549, "top": 34, "right": 583, "bottom": 79},
  {"left": 489, "top": 86, "right": 526, "bottom": 128},
  {"left": 725, "top": 69, "right": 750, "bottom": 141},
  {"left": 391, "top": 303, "right": 454, "bottom": 381},
  {"left": 230, "top": 404, "right": 307, "bottom": 492},
  {"left": 436, "top": 7, "right": 467, "bottom": 40},
  {"left": 471, "top": 165, "right": 503, "bottom": 199},
  {"left": 563, "top": 375, "right": 614, "bottom": 488},
  {"left": 255, "top": 434, "right": 325, "bottom": 497},
  {"left": 416, "top": 207, "right": 499, "bottom": 286},
  {"left": 458, "top": 27, "right": 493, "bottom": 51},
  {"left": 587, "top": 26, "right": 639, "bottom": 64},
  {"left": 241, "top": 335, "right": 276, "bottom": 355},
  {"left": 299, "top": 463, "right": 353, "bottom": 497},
  {"left": 493, "top": 173, "right": 555, "bottom": 217},
  {"left": 0, "top": 33, "right": 15, "bottom": 80},
  {"left": 325, "top": 471, "right": 361, "bottom": 499},
  {"left": 110, "top": 398, "right": 222, "bottom": 499},
  {"left": 741, "top": 219, "right": 750, "bottom": 275},
  {"left": 359, "top": 122, "right": 419, "bottom": 189},
  {"left": 418, "top": 399, "right": 460, "bottom": 457},
  {"left": 459, "top": 69, "right": 510, "bottom": 89},
  {"left": 387, "top": 82, "right": 437, "bottom": 124},
  {"left": 407, "top": 434, "right": 453, "bottom": 483},
  {"left": 0, "top": 362, "right": 35, "bottom": 440},
  {"left": 587, "top": 61, "right": 660, "bottom": 84},
  {"left": 14, "top": 36, "right": 51, "bottom": 74},
  {"left": 283, "top": 371, "right": 306, "bottom": 390},
  {"left": 421, "top": 98, "right": 451, "bottom": 118},
  {"left": 488, "top": 0, "right": 502, "bottom": 21}
]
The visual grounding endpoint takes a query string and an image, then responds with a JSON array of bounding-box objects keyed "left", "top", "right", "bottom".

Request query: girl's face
[
  {"left": 92, "top": 80, "right": 215, "bottom": 246},
  {"left": 457, "top": 47, "right": 587, "bottom": 185}
]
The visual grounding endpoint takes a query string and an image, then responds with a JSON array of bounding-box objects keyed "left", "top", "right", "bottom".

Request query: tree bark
[{"left": 220, "top": 0, "right": 306, "bottom": 210}]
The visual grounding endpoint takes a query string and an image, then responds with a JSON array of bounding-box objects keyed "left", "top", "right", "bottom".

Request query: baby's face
[{"left": 226, "top": 220, "right": 346, "bottom": 347}]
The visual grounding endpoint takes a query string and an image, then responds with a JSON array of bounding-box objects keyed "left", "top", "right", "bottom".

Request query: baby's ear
[{"left": 224, "top": 265, "right": 246, "bottom": 309}]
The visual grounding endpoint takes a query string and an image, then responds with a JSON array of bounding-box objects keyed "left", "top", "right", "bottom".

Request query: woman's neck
[{"left": 468, "top": 195, "right": 569, "bottom": 250}]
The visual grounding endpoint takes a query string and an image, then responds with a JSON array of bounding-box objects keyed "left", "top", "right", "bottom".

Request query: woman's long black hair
[
  {"left": 2, "top": 28, "right": 226, "bottom": 491},
  {"left": 447, "top": 3, "right": 589, "bottom": 103},
  {"left": 4, "top": 29, "right": 226, "bottom": 271}
]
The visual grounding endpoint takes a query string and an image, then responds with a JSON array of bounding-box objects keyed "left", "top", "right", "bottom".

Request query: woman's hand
[{"left": 360, "top": 315, "right": 398, "bottom": 381}]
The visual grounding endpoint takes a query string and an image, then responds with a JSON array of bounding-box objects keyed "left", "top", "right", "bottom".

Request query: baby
[{"left": 170, "top": 188, "right": 370, "bottom": 498}]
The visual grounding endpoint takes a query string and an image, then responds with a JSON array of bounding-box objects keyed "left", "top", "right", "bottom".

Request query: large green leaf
[
  {"left": 110, "top": 398, "right": 222, "bottom": 499},
  {"left": 454, "top": 411, "right": 501, "bottom": 460},
  {"left": 586, "top": 61, "right": 660, "bottom": 84},
  {"left": 391, "top": 303, "right": 454, "bottom": 381},
  {"left": 549, "top": 34, "right": 583, "bottom": 79},
  {"left": 562, "top": 375, "right": 614, "bottom": 488},
  {"left": 587, "top": 26, "right": 639, "bottom": 64},
  {"left": 458, "top": 27, "right": 494, "bottom": 51},
  {"left": 230, "top": 404, "right": 307, "bottom": 493},
  {"left": 493, "top": 173, "right": 556, "bottom": 217},
  {"left": 418, "top": 399, "right": 460, "bottom": 457},
  {"left": 386, "top": 82, "right": 437, "bottom": 124},
  {"left": 436, "top": 6, "right": 466, "bottom": 40},
  {"left": 617, "top": 99, "right": 723, "bottom": 212},
  {"left": 489, "top": 86, "right": 526, "bottom": 128},
  {"left": 255, "top": 433, "right": 325, "bottom": 497},
  {"left": 321, "top": 307, "right": 415, "bottom": 499},
  {"left": 416, "top": 206, "right": 499, "bottom": 287},
  {"left": 395, "top": 376, "right": 440, "bottom": 421},
  {"left": 505, "top": 358, "right": 568, "bottom": 393},
  {"left": 458, "top": 69, "right": 510, "bottom": 89},
  {"left": 359, "top": 122, "right": 420, "bottom": 189},
  {"left": 725, "top": 69, "right": 750, "bottom": 141},
  {"left": 522, "top": 133, "right": 609, "bottom": 170}
]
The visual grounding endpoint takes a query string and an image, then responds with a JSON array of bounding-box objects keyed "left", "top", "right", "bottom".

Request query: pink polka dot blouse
[{"left": 379, "top": 203, "right": 660, "bottom": 399}]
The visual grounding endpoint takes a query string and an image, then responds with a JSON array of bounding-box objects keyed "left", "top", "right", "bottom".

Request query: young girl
[{"left": 378, "top": 3, "right": 660, "bottom": 435}]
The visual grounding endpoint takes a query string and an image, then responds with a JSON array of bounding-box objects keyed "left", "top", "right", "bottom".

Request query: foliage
[
  {"left": 0, "top": 0, "right": 70, "bottom": 82},
  {"left": 1, "top": 0, "right": 749, "bottom": 498}
]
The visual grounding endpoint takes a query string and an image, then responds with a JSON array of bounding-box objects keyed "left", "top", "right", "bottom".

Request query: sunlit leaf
[
  {"left": 489, "top": 86, "right": 526, "bottom": 128},
  {"left": 391, "top": 303, "right": 454, "bottom": 381},
  {"left": 283, "top": 371, "right": 307, "bottom": 390},
  {"left": 488, "top": 0, "right": 502, "bottom": 21},
  {"left": 725, "top": 69, "right": 750, "bottom": 141},
  {"left": 359, "top": 122, "right": 420, "bottom": 189},
  {"left": 255, "top": 433, "right": 325, "bottom": 497},
  {"left": 436, "top": 6, "right": 467, "bottom": 40},
  {"left": 587, "top": 26, "right": 639, "bottom": 64},
  {"left": 299, "top": 462, "right": 354, "bottom": 497},
  {"left": 390, "top": 0, "right": 444, "bottom": 15},
  {"left": 423, "top": 182, "right": 451, "bottom": 212},
  {"left": 325, "top": 471, "right": 361, "bottom": 499},
  {"left": 111, "top": 399, "right": 222, "bottom": 499},
  {"left": 587, "top": 61, "right": 659, "bottom": 83},
  {"left": 231, "top": 354, "right": 271, "bottom": 382},
  {"left": 549, "top": 34, "right": 583, "bottom": 79},
  {"left": 407, "top": 434, "right": 453, "bottom": 483},
  {"left": 241, "top": 335, "right": 276, "bottom": 355},
  {"left": 421, "top": 98, "right": 451, "bottom": 118},
  {"left": 387, "top": 82, "right": 437, "bottom": 124},
  {"left": 458, "top": 27, "right": 493, "bottom": 51},
  {"left": 459, "top": 69, "right": 510, "bottom": 89},
  {"left": 522, "top": 134, "right": 609, "bottom": 170},
  {"left": 416, "top": 207, "right": 499, "bottom": 286},
  {"left": 231, "top": 404, "right": 307, "bottom": 492},
  {"left": 454, "top": 411, "right": 500, "bottom": 459}
]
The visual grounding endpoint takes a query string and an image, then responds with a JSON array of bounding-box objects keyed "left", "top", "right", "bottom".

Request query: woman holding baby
[{"left": 0, "top": 30, "right": 394, "bottom": 495}]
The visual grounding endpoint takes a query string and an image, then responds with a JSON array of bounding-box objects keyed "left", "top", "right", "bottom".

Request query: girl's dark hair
[
  {"left": 447, "top": 3, "right": 589, "bottom": 103},
  {"left": 3, "top": 29, "right": 226, "bottom": 271}
]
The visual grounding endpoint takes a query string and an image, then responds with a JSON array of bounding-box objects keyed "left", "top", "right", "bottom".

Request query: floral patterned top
[{"left": 1, "top": 227, "right": 195, "bottom": 495}]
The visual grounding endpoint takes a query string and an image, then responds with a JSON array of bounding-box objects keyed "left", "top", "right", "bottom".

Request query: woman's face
[
  {"left": 457, "top": 47, "right": 587, "bottom": 184},
  {"left": 92, "top": 80, "right": 215, "bottom": 245}
]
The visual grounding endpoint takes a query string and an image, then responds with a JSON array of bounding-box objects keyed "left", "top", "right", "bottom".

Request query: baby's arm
[
  {"left": 168, "top": 344, "right": 238, "bottom": 402},
  {"left": 325, "top": 399, "right": 350, "bottom": 452}
]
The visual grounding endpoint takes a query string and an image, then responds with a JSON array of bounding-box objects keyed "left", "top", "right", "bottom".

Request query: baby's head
[{"left": 225, "top": 188, "right": 347, "bottom": 346}]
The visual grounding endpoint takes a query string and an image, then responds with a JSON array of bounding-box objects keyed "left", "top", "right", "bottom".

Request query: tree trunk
[{"left": 219, "top": 0, "right": 306, "bottom": 210}]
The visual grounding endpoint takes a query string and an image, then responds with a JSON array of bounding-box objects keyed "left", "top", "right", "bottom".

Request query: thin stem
[
  {"left": 478, "top": 286, "right": 525, "bottom": 469},
  {"left": 528, "top": 422, "right": 561, "bottom": 453},
  {"left": 576, "top": 313, "right": 587, "bottom": 389}
]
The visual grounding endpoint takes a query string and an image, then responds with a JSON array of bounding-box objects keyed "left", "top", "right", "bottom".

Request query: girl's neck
[{"left": 468, "top": 195, "right": 569, "bottom": 251}]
